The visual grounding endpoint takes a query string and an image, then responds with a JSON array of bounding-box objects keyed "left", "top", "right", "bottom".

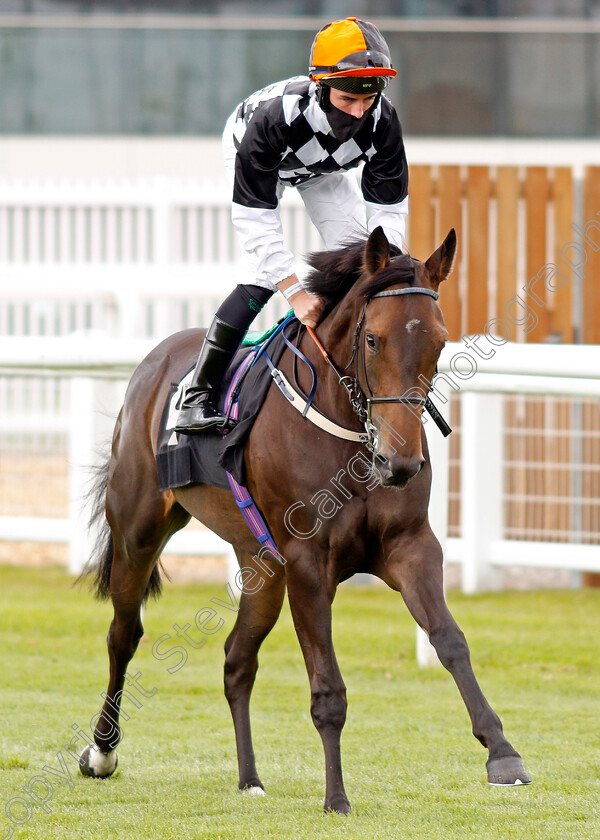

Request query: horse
[{"left": 79, "top": 226, "right": 531, "bottom": 813}]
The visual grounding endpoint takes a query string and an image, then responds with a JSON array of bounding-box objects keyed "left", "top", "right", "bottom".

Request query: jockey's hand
[
  {"left": 277, "top": 274, "right": 324, "bottom": 328},
  {"left": 288, "top": 289, "right": 324, "bottom": 328}
]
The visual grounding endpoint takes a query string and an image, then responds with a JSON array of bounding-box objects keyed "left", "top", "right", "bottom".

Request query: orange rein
[{"left": 306, "top": 326, "right": 330, "bottom": 364}]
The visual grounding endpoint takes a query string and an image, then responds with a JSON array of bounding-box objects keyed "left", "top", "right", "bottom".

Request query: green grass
[{"left": 0, "top": 565, "right": 599, "bottom": 840}]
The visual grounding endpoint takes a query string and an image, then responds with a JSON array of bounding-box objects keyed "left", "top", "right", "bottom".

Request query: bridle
[{"left": 307, "top": 285, "right": 451, "bottom": 449}]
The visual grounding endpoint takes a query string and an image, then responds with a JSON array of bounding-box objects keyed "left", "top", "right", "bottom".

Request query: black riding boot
[
  {"left": 174, "top": 317, "right": 245, "bottom": 433},
  {"left": 174, "top": 284, "right": 274, "bottom": 435}
]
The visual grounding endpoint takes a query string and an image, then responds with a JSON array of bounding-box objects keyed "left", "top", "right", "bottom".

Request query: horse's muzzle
[{"left": 374, "top": 453, "right": 425, "bottom": 488}]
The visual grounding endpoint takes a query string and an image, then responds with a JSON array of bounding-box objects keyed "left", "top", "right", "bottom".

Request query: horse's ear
[
  {"left": 364, "top": 226, "right": 390, "bottom": 276},
  {"left": 425, "top": 228, "right": 457, "bottom": 286}
]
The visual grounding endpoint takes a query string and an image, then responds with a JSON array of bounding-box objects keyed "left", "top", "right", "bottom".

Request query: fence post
[
  {"left": 460, "top": 391, "right": 503, "bottom": 593},
  {"left": 152, "top": 176, "right": 171, "bottom": 268},
  {"left": 416, "top": 398, "right": 452, "bottom": 666}
]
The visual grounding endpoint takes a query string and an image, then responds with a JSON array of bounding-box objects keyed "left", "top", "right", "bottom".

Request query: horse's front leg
[
  {"left": 223, "top": 551, "right": 287, "bottom": 795},
  {"left": 376, "top": 526, "right": 531, "bottom": 787},
  {"left": 286, "top": 556, "right": 350, "bottom": 814}
]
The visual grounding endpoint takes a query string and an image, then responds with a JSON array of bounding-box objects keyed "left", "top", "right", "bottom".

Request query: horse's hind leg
[
  {"left": 80, "top": 464, "right": 190, "bottom": 777},
  {"left": 377, "top": 527, "right": 531, "bottom": 787},
  {"left": 223, "top": 551, "right": 286, "bottom": 794},
  {"left": 80, "top": 543, "right": 151, "bottom": 777}
]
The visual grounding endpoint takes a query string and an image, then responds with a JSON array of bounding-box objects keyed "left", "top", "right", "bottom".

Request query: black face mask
[
  {"left": 318, "top": 85, "right": 380, "bottom": 143},
  {"left": 326, "top": 106, "right": 371, "bottom": 142}
]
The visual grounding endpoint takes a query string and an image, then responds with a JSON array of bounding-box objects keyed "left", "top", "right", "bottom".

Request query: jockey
[{"left": 175, "top": 16, "right": 408, "bottom": 434}]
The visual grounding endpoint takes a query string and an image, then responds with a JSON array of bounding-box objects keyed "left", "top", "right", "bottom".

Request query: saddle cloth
[{"left": 156, "top": 318, "right": 301, "bottom": 493}]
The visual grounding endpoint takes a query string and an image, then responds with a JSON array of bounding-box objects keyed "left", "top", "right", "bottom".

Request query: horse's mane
[{"left": 303, "top": 238, "right": 415, "bottom": 319}]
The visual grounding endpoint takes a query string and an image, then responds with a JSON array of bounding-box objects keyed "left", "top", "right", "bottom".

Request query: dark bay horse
[{"left": 80, "top": 227, "right": 531, "bottom": 813}]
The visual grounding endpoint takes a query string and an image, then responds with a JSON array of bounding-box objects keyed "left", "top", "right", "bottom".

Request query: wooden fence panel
[
  {"left": 583, "top": 167, "right": 600, "bottom": 344},
  {"left": 524, "top": 167, "right": 549, "bottom": 342},
  {"left": 405, "top": 164, "right": 587, "bottom": 345},
  {"left": 466, "top": 167, "right": 490, "bottom": 334},
  {"left": 407, "top": 165, "right": 435, "bottom": 262},
  {"left": 551, "top": 167, "right": 575, "bottom": 343},
  {"left": 580, "top": 167, "right": 600, "bottom": 584},
  {"left": 437, "top": 165, "right": 462, "bottom": 340},
  {"left": 496, "top": 166, "right": 519, "bottom": 335},
  {"left": 402, "top": 163, "right": 600, "bottom": 576}
]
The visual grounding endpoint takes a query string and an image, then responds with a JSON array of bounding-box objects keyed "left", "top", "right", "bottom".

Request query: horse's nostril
[{"left": 375, "top": 454, "right": 424, "bottom": 488}]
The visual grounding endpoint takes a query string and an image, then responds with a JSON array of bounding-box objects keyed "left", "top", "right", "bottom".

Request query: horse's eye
[{"left": 365, "top": 333, "right": 379, "bottom": 352}]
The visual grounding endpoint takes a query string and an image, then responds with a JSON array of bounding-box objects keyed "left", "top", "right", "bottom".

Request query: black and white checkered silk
[
  {"left": 229, "top": 76, "right": 408, "bottom": 210},
  {"left": 222, "top": 76, "right": 409, "bottom": 289}
]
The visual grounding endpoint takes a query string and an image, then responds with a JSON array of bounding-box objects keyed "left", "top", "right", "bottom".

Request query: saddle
[{"left": 156, "top": 316, "right": 302, "bottom": 494}]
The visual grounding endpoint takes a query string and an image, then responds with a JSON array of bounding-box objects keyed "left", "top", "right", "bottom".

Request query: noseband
[{"left": 309, "top": 285, "right": 451, "bottom": 450}]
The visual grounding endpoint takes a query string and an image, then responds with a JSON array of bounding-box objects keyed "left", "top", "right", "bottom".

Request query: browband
[{"left": 371, "top": 287, "right": 439, "bottom": 300}]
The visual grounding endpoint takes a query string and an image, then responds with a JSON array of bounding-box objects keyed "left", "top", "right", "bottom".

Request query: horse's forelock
[
  {"left": 303, "top": 240, "right": 366, "bottom": 309},
  {"left": 303, "top": 239, "right": 408, "bottom": 310},
  {"left": 359, "top": 253, "right": 416, "bottom": 300}
]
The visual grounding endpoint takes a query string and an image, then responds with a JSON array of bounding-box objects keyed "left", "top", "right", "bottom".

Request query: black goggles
[{"left": 310, "top": 49, "right": 393, "bottom": 76}]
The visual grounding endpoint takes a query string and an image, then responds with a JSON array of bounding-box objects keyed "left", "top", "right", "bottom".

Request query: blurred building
[{"left": 0, "top": 0, "right": 598, "bottom": 137}]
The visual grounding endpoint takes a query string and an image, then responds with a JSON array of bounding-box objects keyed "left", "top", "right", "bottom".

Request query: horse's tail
[
  {"left": 82, "top": 454, "right": 113, "bottom": 600},
  {"left": 79, "top": 452, "right": 163, "bottom": 602}
]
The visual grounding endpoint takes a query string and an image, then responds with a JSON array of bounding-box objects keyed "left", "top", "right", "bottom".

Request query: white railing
[
  {"left": 428, "top": 341, "right": 600, "bottom": 594},
  {"left": 1, "top": 335, "right": 600, "bottom": 591},
  {"left": 0, "top": 176, "right": 311, "bottom": 578},
  {"left": 0, "top": 177, "right": 312, "bottom": 352},
  {"left": 0, "top": 334, "right": 239, "bottom": 578}
]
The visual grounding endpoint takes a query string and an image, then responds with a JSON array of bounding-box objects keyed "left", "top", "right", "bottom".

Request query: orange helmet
[{"left": 309, "top": 17, "right": 397, "bottom": 86}]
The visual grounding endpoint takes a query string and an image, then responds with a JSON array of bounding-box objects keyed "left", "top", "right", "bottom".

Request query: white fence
[
  {"left": 0, "top": 178, "right": 306, "bottom": 493},
  {"left": 0, "top": 177, "right": 318, "bottom": 341},
  {"left": 1, "top": 172, "right": 599, "bottom": 593},
  {"left": 0, "top": 334, "right": 240, "bottom": 578},
  {"left": 1, "top": 336, "right": 600, "bottom": 591},
  {"left": 428, "top": 342, "right": 600, "bottom": 593}
]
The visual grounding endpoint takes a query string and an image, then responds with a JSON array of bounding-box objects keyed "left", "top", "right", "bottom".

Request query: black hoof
[
  {"left": 324, "top": 794, "right": 351, "bottom": 815},
  {"left": 79, "top": 744, "right": 118, "bottom": 778},
  {"left": 487, "top": 755, "right": 532, "bottom": 786}
]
